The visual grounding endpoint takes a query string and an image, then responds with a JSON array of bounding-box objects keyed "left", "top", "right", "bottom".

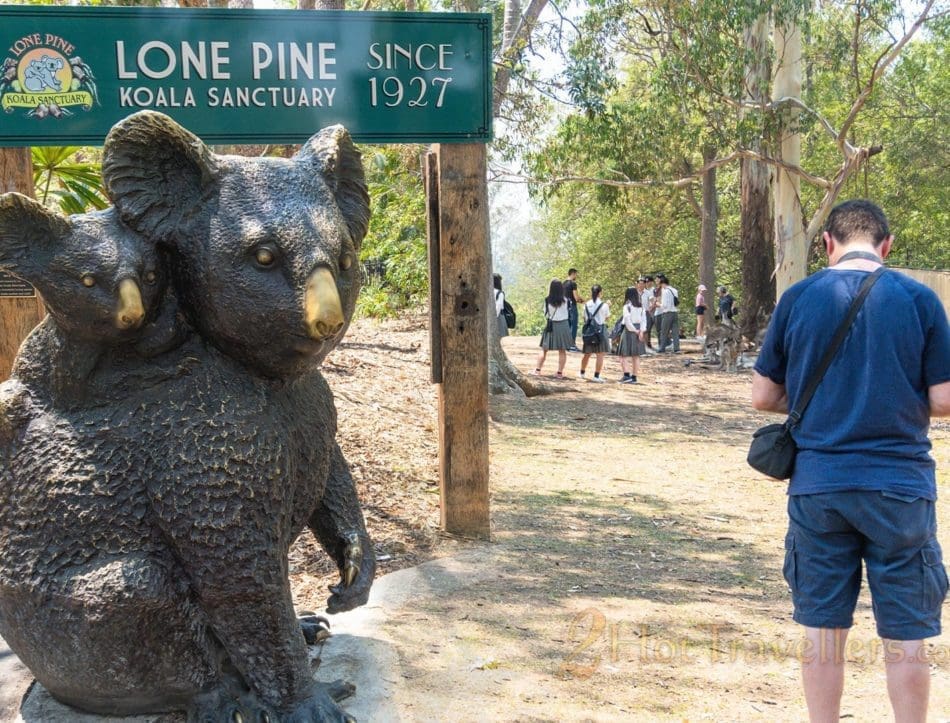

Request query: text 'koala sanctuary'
[{"left": 115, "top": 40, "right": 456, "bottom": 110}]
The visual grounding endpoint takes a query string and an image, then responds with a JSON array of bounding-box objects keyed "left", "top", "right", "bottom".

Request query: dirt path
[{"left": 337, "top": 331, "right": 949, "bottom": 722}]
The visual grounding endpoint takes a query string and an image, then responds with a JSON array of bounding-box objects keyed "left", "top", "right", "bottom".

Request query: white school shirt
[
  {"left": 495, "top": 290, "right": 505, "bottom": 317},
  {"left": 546, "top": 301, "right": 569, "bottom": 321},
  {"left": 655, "top": 286, "right": 677, "bottom": 315},
  {"left": 622, "top": 302, "right": 646, "bottom": 332},
  {"left": 640, "top": 288, "right": 656, "bottom": 311},
  {"left": 584, "top": 299, "right": 610, "bottom": 325}
]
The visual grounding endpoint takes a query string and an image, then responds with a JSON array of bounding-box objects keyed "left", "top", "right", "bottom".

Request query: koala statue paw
[
  {"left": 280, "top": 681, "right": 356, "bottom": 723},
  {"left": 324, "top": 532, "right": 374, "bottom": 615},
  {"left": 326, "top": 578, "right": 371, "bottom": 616},
  {"left": 187, "top": 686, "right": 278, "bottom": 723},
  {"left": 297, "top": 612, "right": 331, "bottom": 645}
]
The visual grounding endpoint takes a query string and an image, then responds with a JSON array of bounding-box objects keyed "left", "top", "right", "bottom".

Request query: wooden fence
[{"left": 891, "top": 267, "right": 950, "bottom": 317}]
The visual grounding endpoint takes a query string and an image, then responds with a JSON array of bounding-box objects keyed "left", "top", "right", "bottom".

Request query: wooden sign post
[{"left": 428, "top": 143, "right": 491, "bottom": 539}]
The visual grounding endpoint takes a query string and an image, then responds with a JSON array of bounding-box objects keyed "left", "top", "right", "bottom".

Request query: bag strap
[
  {"left": 587, "top": 301, "right": 604, "bottom": 322},
  {"left": 787, "top": 267, "right": 885, "bottom": 427}
]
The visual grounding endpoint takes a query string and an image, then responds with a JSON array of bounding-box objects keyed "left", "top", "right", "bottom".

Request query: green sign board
[{"left": 0, "top": 6, "right": 491, "bottom": 145}]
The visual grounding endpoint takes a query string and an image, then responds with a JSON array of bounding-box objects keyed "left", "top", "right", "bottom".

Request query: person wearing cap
[{"left": 695, "top": 284, "right": 708, "bottom": 338}]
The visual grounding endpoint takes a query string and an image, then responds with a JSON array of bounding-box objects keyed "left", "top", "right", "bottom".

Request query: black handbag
[{"left": 748, "top": 266, "right": 885, "bottom": 480}]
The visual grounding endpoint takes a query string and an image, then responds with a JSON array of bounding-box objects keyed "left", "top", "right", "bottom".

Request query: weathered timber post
[
  {"left": 429, "top": 143, "right": 490, "bottom": 539},
  {"left": 0, "top": 148, "right": 44, "bottom": 381}
]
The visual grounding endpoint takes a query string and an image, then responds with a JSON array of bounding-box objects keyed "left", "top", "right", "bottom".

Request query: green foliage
[
  {"left": 857, "top": 15, "right": 949, "bottom": 268},
  {"left": 355, "top": 278, "right": 403, "bottom": 320},
  {"left": 508, "top": 0, "right": 948, "bottom": 321},
  {"left": 31, "top": 146, "right": 108, "bottom": 215},
  {"left": 359, "top": 146, "right": 428, "bottom": 317}
]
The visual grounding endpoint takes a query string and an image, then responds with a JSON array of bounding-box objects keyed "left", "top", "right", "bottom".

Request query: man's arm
[
  {"left": 751, "top": 371, "right": 788, "bottom": 414},
  {"left": 930, "top": 380, "right": 950, "bottom": 417}
]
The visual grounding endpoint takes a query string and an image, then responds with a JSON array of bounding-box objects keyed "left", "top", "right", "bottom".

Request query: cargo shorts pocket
[
  {"left": 922, "top": 540, "right": 949, "bottom": 611},
  {"left": 783, "top": 533, "right": 797, "bottom": 593}
]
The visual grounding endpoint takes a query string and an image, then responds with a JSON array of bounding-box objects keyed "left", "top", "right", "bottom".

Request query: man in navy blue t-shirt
[{"left": 752, "top": 200, "right": 950, "bottom": 722}]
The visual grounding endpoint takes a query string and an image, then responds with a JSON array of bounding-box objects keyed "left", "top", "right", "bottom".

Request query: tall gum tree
[
  {"left": 772, "top": 11, "right": 804, "bottom": 296},
  {"left": 487, "top": 0, "right": 552, "bottom": 396},
  {"left": 739, "top": 8, "right": 775, "bottom": 340},
  {"left": 770, "top": 0, "right": 938, "bottom": 295}
]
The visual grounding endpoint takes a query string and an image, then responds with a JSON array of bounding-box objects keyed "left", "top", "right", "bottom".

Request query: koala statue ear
[
  {"left": 296, "top": 125, "right": 370, "bottom": 250},
  {"left": 0, "top": 192, "right": 70, "bottom": 278},
  {"left": 102, "top": 110, "right": 218, "bottom": 240}
]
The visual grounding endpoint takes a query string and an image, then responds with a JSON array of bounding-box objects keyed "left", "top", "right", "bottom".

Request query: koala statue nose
[
  {"left": 116, "top": 278, "right": 145, "bottom": 330},
  {"left": 304, "top": 267, "right": 344, "bottom": 341}
]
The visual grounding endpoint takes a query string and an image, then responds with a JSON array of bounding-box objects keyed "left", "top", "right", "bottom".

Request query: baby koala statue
[
  {"left": 0, "top": 193, "right": 169, "bottom": 413},
  {"left": 0, "top": 111, "right": 375, "bottom": 723}
]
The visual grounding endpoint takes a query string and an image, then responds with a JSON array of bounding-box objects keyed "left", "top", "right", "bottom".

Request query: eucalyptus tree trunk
[
  {"left": 772, "top": 14, "right": 805, "bottom": 298},
  {"left": 739, "top": 13, "right": 775, "bottom": 341},
  {"left": 698, "top": 145, "right": 718, "bottom": 329},
  {"left": 487, "top": 0, "right": 550, "bottom": 396}
]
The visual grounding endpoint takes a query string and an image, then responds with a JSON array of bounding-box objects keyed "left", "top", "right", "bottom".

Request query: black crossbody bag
[{"left": 748, "top": 265, "right": 885, "bottom": 480}]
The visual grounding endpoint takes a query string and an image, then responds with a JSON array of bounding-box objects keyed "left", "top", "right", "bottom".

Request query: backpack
[
  {"left": 608, "top": 319, "right": 624, "bottom": 340},
  {"left": 581, "top": 302, "right": 605, "bottom": 344},
  {"left": 503, "top": 300, "right": 516, "bottom": 329},
  {"left": 496, "top": 291, "right": 516, "bottom": 329}
]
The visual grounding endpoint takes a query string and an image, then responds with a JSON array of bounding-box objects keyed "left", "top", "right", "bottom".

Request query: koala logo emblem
[
  {"left": 23, "top": 54, "right": 63, "bottom": 92},
  {"left": 0, "top": 40, "right": 98, "bottom": 119}
]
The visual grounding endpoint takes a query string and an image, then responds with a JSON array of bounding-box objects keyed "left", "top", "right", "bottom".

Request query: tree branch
[
  {"left": 531, "top": 149, "right": 831, "bottom": 191},
  {"left": 766, "top": 96, "right": 852, "bottom": 151},
  {"left": 837, "top": 0, "right": 936, "bottom": 146},
  {"left": 803, "top": 145, "right": 884, "bottom": 241},
  {"left": 493, "top": 0, "right": 550, "bottom": 115}
]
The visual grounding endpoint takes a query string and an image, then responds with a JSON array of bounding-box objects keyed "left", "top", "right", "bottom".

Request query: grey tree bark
[
  {"left": 487, "top": 0, "right": 551, "bottom": 396},
  {"left": 739, "top": 13, "right": 775, "bottom": 342},
  {"left": 772, "top": 13, "right": 805, "bottom": 299},
  {"left": 698, "top": 145, "right": 718, "bottom": 330}
]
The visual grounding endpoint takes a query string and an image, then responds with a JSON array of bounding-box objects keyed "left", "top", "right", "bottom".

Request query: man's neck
[{"left": 830, "top": 242, "right": 883, "bottom": 271}]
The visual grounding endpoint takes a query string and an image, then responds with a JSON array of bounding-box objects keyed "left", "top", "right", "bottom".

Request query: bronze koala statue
[{"left": 0, "top": 111, "right": 374, "bottom": 722}]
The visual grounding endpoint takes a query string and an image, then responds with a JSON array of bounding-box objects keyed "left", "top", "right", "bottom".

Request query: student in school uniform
[
  {"left": 494, "top": 273, "right": 509, "bottom": 339},
  {"left": 618, "top": 286, "right": 646, "bottom": 384},
  {"left": 579, "top": 284, "right": 611, "bottom": 383},
  {"left": 533, "top": 279, "right": 571, "bottom": 379}
]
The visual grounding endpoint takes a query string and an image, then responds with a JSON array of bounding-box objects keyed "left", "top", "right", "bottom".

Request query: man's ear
[
  {"left": 879, "top": 235, "right": 894, "bottom": 259},
  {"left": 0, "top": 192, "right": 70, "bottom": 281},
  {"left": 822, "top": 231, "right": 835, "bottom": 257}
]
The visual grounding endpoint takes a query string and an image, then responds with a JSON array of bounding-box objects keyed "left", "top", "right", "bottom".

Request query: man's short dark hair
[
  {"left": 568, "top": 268, "right": 578, "bottom": 276},
  {"left": 825, "top": 200, "right": 890, "bottom": 246},
  {"left": 656, "top": 274, "right": 668, "bottom": 285}
]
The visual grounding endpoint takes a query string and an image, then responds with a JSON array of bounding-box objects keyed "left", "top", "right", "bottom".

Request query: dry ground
[{"left": 291, "top": 317, "right": 950, "bottom": 721}]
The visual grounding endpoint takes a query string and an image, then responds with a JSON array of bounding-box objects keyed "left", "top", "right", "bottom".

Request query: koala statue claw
[{"left": 0, "top": 111, "right": 374, "bottom": 721}]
